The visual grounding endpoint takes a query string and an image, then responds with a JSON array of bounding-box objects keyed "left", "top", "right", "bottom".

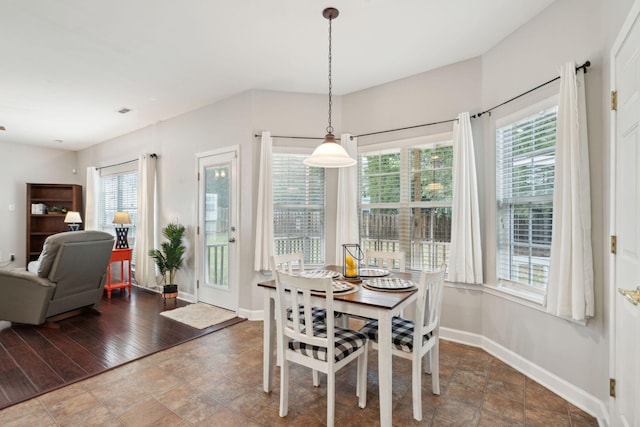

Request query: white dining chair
[
  {"left": 273, "top": 270, "right": 368, "bottom": 427},
  {"left": 272, "top": 251, "right": 305, "bottom": 275},
  {"left": 272, "top": 252, "right": 327, "bottom": 325},
  {"left": 359, "top": 265, "right": 446, "bottom": 421},
  {"left": 364, "top": 248, "right": 406, "bottom": 272}
]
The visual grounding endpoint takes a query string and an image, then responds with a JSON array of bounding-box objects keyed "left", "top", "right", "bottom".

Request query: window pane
[
  {"left": 360, "top": 151, "right": 401, "bottom": 204},
  {"left": 410, "top": 146, "right": 453, "bottom": 202},
  {"left": 100, "top": 171, "right": 138, "bottom": 264},
  {"left": 496, "top": 106, "right": 557, "bottom": 289},
  {"left": 359, "top": 141, "right": 452, "bottom": 272},
  {"left": 409, "top": 207, "right": 451, "bottom": 270},
  {"left": 273, "top": 153, "right": 325, "bottom": 265}
]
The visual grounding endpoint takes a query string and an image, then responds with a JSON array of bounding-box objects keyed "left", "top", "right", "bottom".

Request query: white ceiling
[{"left": 0, "top": 0, "right": 556, "bottom": 151}]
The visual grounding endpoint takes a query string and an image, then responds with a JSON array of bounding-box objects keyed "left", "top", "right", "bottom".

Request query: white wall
[
  {"left": 0, "top": 141, "right": 79, "bottom": 267},
  {"left": 76, "top": 89, "right": 337, "bottom": 313}
]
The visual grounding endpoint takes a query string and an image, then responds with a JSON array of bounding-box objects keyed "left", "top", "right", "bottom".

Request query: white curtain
[
  {"left": 134, "top": 153, "right": 157, "bottom": 288},
  {"left": 85, "top": 167, "right": 100, "bottom": 230},
  {"left": 254, "top": 131, "right": 274, "bottom": 271},
  {"left": 448, "top": 112, "right": 483, "bottom": 284},
  {"left": 335, "top": 134, "right": 359, "bottom": 264},
  {"left": 546, "top": 62, "right": 594, "bottom": 321}
]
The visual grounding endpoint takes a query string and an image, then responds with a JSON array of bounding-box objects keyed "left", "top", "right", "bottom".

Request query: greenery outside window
[
  {"left": 272, "top": 151, "right": 326, "bottom": 266},
  {"left": 496, "top": 103, "right": 558, "bottom": 292},
  {"left": 359, "top": 136, "right": 453, "bottom": 271}
]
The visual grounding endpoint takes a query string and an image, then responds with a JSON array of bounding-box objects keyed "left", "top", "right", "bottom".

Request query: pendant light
[{"left": 303, "top": 7, "right": 357, "bottom": 168}]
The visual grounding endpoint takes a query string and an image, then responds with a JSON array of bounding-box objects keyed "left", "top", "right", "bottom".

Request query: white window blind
[
  {"left": 496, "top": 105, "right": 557, "bottom": 290},
  {"left": 100, "top": 171, "right": 138, "bottom": 263},
  {"left": 272, "top": 152, "right": 325, "bottom": 266},
  {"left": 359, "top": 140, "right": 453, "bottom": 271}
]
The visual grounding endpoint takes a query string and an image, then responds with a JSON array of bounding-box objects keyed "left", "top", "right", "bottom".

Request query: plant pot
[{"left": 162, "top": 284, "right": 178, "bottom": 299}]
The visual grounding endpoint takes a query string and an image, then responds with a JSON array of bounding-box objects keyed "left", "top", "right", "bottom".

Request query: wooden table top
[{"left": 257, "top": 265, "right": 420, "bottom": 310}]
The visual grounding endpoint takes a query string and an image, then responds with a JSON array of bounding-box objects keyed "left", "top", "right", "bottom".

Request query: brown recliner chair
[{"left": 0, "top": 230, "right": 115, "bottom": 325}]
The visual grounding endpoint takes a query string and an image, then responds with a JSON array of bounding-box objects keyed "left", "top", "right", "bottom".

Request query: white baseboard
[
  {"left": 238, "top": 308, "right": 262, "bottom": 321},
  {"left": 440, "top": 327, "right": 608, "bottom": 426}
]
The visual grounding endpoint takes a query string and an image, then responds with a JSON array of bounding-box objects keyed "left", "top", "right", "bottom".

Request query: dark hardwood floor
[{"left": 0, "top": 287, "right": 243, "bottom": 410}]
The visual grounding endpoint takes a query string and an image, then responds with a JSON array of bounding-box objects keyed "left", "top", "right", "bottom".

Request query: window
[
  {"left": 100, "top": 170, "right": 138, "bottom": 261},
  {"left": 272, "top": 152, "right": 325, "bottom": 266},
  {"left": 358, "top": 137, "right": 453, "bottom": 271},
  {"left": 496, "top": 104, "right": 558, "bottom": 291}
]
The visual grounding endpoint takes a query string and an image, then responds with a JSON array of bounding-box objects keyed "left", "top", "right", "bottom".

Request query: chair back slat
[
  {"left": 272, "top": 252, "right": 305, "bottom": 274},
  {"left": 273, "top": 269, "right": 335, "bottom": 358},
  {"left": 364, "top": 249, "right": 405, "bottom": 272}
]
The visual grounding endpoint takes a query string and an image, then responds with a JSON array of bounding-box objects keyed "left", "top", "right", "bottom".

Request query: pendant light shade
[
  {"left": 304, "top": 134, "right": 357, "bottom": 168},
  {"left": 304, "top": 7, "right": 356, "bottom": 169}
]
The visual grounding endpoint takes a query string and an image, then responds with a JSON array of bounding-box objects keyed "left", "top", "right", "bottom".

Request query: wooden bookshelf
[{"left": 26, "top": 183, "right": 83, "bottom": 265}]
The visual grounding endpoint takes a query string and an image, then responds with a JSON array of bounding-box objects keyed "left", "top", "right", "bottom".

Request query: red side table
[{"left": 105, "top": 248, "right": 132, "bottom": 298}]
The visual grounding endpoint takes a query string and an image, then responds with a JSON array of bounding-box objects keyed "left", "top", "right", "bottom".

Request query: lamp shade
[
  {"left": 112, "top": 212, "right": 131, "bottom": 225},
  {"left": 303, "top": 138, "right": 357, "bottom": 168},
  {"left": 64, "top": 211, "right": 82, "bottom": 223}
]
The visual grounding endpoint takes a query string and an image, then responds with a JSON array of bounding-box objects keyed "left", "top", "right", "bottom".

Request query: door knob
[
  {"left": 618, "top": 287, "right": 640, "bottom": 305},
  {"left": 228, "top": 237, "right": 236, "bottom": 243}
]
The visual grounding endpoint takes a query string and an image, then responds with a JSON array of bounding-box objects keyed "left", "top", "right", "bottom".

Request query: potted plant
[{"left": 148, "top": 222, "right": 186, "bottom": 296}]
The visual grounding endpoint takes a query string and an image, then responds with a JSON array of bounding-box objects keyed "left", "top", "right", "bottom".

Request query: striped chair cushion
[
  {"left": 288, "top": 323, "right": 368, "bottom": 362},
  {"left": 360, "top": 316, "right": 432, "bottom": 353}
]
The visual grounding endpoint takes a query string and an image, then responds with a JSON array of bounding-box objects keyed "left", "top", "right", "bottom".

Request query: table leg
[
  {"left": 263, "top": 292, "right": 275, "bottom": 393},
  {"left": 378, "top": 310, "right": 393, "bottom": 427}
]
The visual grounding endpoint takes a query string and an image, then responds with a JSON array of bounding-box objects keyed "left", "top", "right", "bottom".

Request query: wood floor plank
[
  {"left": 0, "top": 288, "right": 234, "bottom": 410},
  {"left": 5, "top": 344, "right": 63, "bottom": 391},
  {"left": 0, "top": 367, "right": 38, "bottom": 402},
  {"left": 35, "top": 328, "right": 108, "bottom": 374},
  {"left": 13, "top": 327, "right": 87, "bottom": 382}
]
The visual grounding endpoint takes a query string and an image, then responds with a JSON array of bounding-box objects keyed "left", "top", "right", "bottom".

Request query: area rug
[{"left": 160, "top": 302, "right": 237, "bottom": 329}]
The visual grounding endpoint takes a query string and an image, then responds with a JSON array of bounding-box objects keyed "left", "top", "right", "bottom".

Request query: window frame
[
  {"left": 99, "top": 165, "right": 138, "bottom": 263},
  {"left": 272, "top": 146, "right": 326, "bottom": 267},
  {"left": 358, "top": 132, "right": 453, "bottom": 272},
  {"left": 494, "top": 96, "right": 559, "bottom": 296}
]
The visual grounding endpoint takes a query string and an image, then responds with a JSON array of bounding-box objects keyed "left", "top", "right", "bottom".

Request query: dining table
[{"left": 259, "top": 265, "right": 420, "bottom": 427}]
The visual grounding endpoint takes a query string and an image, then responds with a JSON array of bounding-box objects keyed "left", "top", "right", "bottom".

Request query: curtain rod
[
  {"left": 472, "top": 60, "right": 590, "bottom": 119},
  {"left": 253, "top": 134, "right": 324, "bottom": 140},
  {"left": 254, "top": 60, "right": 590, "bottom": 141},
  {"left": 96, "top": 153, "right": 157, "bottom": 170}
]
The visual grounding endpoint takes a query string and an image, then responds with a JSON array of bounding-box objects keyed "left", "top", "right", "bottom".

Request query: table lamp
[
  {"left": 113, "top": 211, "right": 131, "bottom": 249},
  {"left": 64, "top": 211, "right": 82, "bottom": 231}
]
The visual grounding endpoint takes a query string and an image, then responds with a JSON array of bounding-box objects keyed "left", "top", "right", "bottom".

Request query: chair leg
[
  {"left": 339, "top": 314, "right": 349, "bottom": 328},
  {"left": 412, "top": 352, "right": 422, "bottom": 421},
  {"left": 431, "top": 341, "right": 440, "bottom": 395},
  {"left": 424, "top": 351, "right": 431, "bottom": 374},
  {"left": 313, "top": 369, "right": 320, "bottom": 387},
  {"left": 279, "top": 359, "right": 289, "bottom": 417},
  {"left": 357, "top": 349, "right": 368, "bottom": 408},
  {"left": 327, "top": 369, "right": 335, "bottom": 427}
]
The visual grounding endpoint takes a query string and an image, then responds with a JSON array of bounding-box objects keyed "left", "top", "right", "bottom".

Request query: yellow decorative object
[
  {"left": 345, "top": 268, "right": 358, "bottom": 278},
  {"left": 345, "top": 255, "right": 356, "bottom": 268}
]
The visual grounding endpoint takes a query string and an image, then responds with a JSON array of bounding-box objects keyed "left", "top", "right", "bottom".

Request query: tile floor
[{"left": 0, "top": 320, "right": 598, "bottom": 426}]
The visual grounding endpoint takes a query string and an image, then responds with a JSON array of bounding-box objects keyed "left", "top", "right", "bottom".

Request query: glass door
[{"left": 196, "top": 149, "right": 238, "bottom": 311}]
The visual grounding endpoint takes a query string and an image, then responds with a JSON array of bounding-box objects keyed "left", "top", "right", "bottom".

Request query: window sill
[
  {"left": 444, "top": 281, "right": 589, "bottom": 326},
  {"left": 482, "top": 282, "right": 545, "bottom": 308}
]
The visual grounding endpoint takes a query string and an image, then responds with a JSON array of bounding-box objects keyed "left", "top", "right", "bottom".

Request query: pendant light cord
[{"left": 327, "top": 15, "right": 333, "bottom": 135}]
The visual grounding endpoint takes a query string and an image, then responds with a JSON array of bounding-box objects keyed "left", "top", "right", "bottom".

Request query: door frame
[
  {"left": 609, "top": 0, "right": 640, "bottom": 423},
  {"left": 195, "top": 145, "right": 240, "bottom": 311}
]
